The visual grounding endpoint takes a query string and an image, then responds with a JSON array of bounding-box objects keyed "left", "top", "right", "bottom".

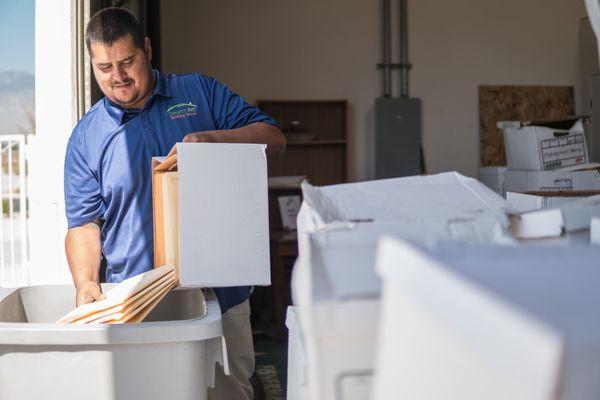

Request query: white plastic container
[{"left": 0, "top": 285, "right": 228, "bottom": 400}]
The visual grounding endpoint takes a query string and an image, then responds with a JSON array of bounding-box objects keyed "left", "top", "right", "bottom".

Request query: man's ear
[{"left": 144, "top": 37, "right": 152, "bottom": 63}]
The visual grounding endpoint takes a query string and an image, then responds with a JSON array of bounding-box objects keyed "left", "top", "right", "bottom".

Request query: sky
[{"left": 0, "top": 0, "right": 35, "bottom": 74}]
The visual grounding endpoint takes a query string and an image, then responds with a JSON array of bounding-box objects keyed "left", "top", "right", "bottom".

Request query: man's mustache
[{"left": 112, "top": 79, "right": 133, "bottom": 87}]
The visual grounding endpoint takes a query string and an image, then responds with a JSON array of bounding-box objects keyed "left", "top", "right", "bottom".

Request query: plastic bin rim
[{"left": 0, "top": 290, "right": 224, "bottom": 346}]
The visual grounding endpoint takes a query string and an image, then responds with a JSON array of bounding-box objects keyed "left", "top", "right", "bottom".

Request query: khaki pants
[{"left": 208, "top": 300, "right": 255, "bottom": 400}]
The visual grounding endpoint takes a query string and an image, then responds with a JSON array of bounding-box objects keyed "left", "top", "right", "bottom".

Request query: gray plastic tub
[{"left": 0, "top": 285, "right": 228, "bottom": 400}]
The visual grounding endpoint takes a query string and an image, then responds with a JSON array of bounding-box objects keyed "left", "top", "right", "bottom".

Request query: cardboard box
[
  {"left": 478, "top": 166, "right": 507, "bottom": 197},
  {"left": 373, "top": 238, "right": 600, "bottom": 400},
  {"left": 503, "top": 168, "right": 600, "bottom": 193},
  {"left": 291, "top": 172, "right": 511, "bottom": 400},
  {"left": 506, "top": 191, "right": 591, "bottom": 213},
  {"left": 502, "top": 118, "right": 591, "bottom": 171},
  {"left": 152, "top": 143, "right": 270, "bottom": 287}
]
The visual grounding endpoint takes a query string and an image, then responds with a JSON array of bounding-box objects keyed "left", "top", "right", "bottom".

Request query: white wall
[
  {"left": 160, "top": 0, "right": 586, "bottom": 180},
  {"left": 29, "top": 0, "right": 75, "bottom": 284}
]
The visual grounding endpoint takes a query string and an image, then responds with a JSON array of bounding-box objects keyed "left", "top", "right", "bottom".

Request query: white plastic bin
[{"left": 0, "top": 285, "right": 228, "bottom": 400}]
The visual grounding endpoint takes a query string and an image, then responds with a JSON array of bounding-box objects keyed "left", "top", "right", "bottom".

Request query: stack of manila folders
[
  {"left": 57, "top": 265, "right": 177, "bottom": 324},
  {"left": 59, "top": 150, "right": 183, "bottom": 325}
]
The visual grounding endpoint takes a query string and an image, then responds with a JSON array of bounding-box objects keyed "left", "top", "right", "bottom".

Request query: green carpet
[{"left": 254, "top": 336, "right": 288, "bottom": 400}]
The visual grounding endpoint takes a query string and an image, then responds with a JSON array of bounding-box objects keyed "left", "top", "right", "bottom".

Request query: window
[{"left": 0, "top": 0, "right": 34, "bottom": 286}]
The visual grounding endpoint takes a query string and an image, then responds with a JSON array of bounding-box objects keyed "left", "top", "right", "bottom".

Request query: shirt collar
[
  {"left": 103, "top": 69, "right": 171, "bottom": 126},
  {"left": 152, "top": 69, "right": 171, "bottom": 99}
]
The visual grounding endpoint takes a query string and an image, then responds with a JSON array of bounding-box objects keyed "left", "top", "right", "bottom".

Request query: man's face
[{"left": 90, "top": 34, "right": 153, "bottom": 109}]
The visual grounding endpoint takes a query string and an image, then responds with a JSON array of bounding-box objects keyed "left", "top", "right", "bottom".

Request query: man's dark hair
[{"left": 85, "top": 7, "right": 145, "bottom": 53}]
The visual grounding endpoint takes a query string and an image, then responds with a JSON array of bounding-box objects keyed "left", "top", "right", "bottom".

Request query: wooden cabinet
[
  {"left": 252, "top": 100, "right": 348, "bottom": 340},
  {"left": 258, "top": 100, "right": 348, "bottom": 185}
]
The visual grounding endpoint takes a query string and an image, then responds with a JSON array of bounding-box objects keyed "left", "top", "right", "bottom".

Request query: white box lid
[{"left": 299, "top": 172, "right": 507, "bottom": 232}]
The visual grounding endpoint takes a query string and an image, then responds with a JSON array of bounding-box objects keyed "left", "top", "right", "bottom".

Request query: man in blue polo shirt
[{"left": 64, "top": 8, "right": 285, "bottom": 400}]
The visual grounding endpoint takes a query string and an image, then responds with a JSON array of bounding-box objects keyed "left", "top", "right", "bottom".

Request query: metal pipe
[
  {"left": 399, "top": 0, "right": 409, "bottom": 97},
  {"left": 382, "top": 0, "right": 392, "bottom": 97}
]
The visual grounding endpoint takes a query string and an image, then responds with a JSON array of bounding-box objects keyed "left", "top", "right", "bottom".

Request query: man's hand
[
  {"left": 167, "top": 131, "right": 217, "bottom": 157},
  {"left": 182, "top": 131, "right": 217, "bottom": 143},
  {"left": 75, "top": 280, "right": 106, "bottom": 307},
  {"left": 167, "top": 122, "right": 286, "bottom": 158}
]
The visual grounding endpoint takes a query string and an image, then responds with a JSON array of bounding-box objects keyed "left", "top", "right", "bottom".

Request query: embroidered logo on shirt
[{"left": 166, "top": 102, "right": 197, "bottom": 120}]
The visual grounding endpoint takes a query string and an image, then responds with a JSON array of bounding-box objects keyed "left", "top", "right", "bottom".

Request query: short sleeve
[
  {"left": 64, "top": 138, "right": 106, "bottom": 228},
  {"left": 204, "top": 76, "right": 278, "bottom": 130}
]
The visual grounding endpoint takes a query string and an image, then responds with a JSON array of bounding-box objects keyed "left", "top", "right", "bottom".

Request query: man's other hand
[{"left": 75, "top": 280, "right": 106, "bottom": 307}]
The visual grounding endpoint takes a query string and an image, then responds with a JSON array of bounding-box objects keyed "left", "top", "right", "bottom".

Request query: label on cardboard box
[{"left": 541, "top": 133, "right": 586, "bottom": 169}]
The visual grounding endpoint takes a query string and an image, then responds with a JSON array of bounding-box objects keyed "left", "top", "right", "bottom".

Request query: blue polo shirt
[{"left": 64, "top": 69, "right": 277, "bottom": 312}]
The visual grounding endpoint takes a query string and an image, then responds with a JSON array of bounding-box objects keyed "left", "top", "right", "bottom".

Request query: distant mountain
[
  {"left": 0, "top": 70, "right": 34, "bottom": 92},
  {"left": 0, "top": 70, "right": 35, "bottom": 135}
]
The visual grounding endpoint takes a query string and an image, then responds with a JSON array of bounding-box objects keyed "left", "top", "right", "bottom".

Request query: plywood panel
[{"left": 479, "top": 86, "right": 575, "bottom": 167}]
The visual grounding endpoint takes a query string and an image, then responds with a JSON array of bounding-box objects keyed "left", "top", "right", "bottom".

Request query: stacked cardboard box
[
  {"left": 501, "top": 117, "right": 600, "bottom": 194},
  {"left": 498, "top": 118, "right": 600, "bottom": 242}
]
